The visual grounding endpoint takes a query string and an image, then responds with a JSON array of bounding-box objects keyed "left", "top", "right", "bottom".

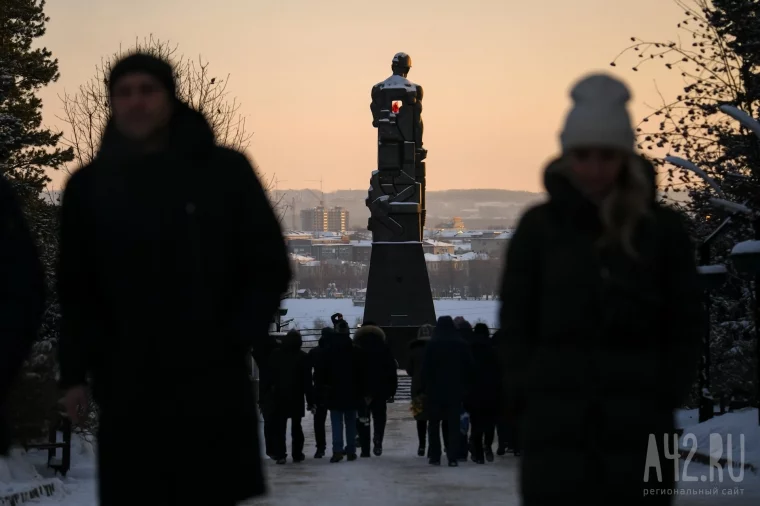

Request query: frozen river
[{"left": 281, "top": 298, "right": 500, "bottom": 330}]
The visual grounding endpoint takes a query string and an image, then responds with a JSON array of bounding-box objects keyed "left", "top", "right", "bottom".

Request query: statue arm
[{"left": 370, "top": 84, "right": 381, "bottom": 127}]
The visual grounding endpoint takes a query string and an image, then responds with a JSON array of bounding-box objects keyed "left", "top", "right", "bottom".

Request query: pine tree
[
  {"left": 0, "top": 0, "right": 73, "bottom": 192},
  {"left": 612, "top": 0, "right": 760, "bottom": 406},
  {"left": 1, "top": 0, "right": 73, "bottom": 444},
  {"left": 0, "top": 62, "right": 22, "bottom": 161}
]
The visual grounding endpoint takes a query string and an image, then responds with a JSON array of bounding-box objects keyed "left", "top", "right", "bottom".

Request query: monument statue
[
  {"left": 366, "top": 52, "right": 427, "bottom": 239},
  {"left": 363, "top": 53, "right": 436, "bottom": 366}
]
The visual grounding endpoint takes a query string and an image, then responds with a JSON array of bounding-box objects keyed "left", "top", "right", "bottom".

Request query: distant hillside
[
  {"left": 42, "top": 187, "right": 546, "bottom": 229},
  {"left": 276, "top": 188, "right": 546, "bottom": 230}
]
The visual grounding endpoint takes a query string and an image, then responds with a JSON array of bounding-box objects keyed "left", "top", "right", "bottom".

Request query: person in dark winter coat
[
  {"left": 466, "top": 324, "right": 502, "bottom": 464},
  {"left": 406, "top": 324, "right": 434, "bottom": 457},
  {"left": 457, "top": 319, "right": 473, "bottom": 339},
  {"left": 473, "top": 323, "right": 490, "bottom": 337},
  {"left": 57, "top": 53, "right": 291, "bottom": 506},
  {"left": 353, "top": 325, "right": 397, "bottom": 457},
  {"left": 331, "top": 312, "right": 344, "bottom": 328},
  {"left": 421, "top": 316, "right": 475, "bottom": 467},
  {"left": 455, "top": 318, "right": 474, "bottom": 461},
  {"left": 0, "top": 176, "right": 46, "bottom": 456},
  {"left": 489, "top": 328, "right": 515, "bottom": 456},
  {"left": 253, "top": 332, "right": 280, "bottom": 458},
  {"left": 263, "top": 330, "right": 314, "bottom": 464},
  {"left": 335, "top": 319, "right": 350, "bottom": 335},
  {"left": 499, "top": 74, "right": 702, "bottom": 505},
  {"left": 308, "top": 327, "right": 333, "bottom": 458},
  {"left": 314, "top": 331, "right": 364, "bottom": 462}
]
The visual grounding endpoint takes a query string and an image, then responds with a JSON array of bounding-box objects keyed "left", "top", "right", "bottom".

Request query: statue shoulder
[{"left": 415, "top": 84, "right": 424, "bottom": 100}]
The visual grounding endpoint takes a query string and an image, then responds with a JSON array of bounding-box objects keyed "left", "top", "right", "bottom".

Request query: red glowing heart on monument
[{"left": 391, "top": 100, "right": 402, "bottom": 113}]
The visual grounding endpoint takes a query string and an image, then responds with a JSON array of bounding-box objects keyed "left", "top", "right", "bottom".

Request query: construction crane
[
  {"left": 290, "top": 195, "right": 297, "bottom": 231},
  {"left": 305, "top": 178, "right": 325, "bottom": 208}
]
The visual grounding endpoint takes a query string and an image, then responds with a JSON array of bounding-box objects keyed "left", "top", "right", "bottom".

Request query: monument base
[{"left": 363, "top": 242, "right": 436, "bottom": 368}]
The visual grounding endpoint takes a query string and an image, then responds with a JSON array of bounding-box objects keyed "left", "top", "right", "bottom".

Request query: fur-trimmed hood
[{"left": 353, "top": 325, "right": 386, "bottom": 349}]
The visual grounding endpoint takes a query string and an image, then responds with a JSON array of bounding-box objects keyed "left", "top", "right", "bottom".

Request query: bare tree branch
[{"left": 56, "top": 35, "right": 252, "bottom": 172}]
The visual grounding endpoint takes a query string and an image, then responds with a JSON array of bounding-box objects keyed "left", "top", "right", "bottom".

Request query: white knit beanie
[{"left": 560, "top": 73, "right": 635, "bottom": 154}]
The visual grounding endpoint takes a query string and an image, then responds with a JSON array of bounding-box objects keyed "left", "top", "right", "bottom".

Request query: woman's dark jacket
[{"left": 498, "top": 156, "right": 702, "bottom": 503}]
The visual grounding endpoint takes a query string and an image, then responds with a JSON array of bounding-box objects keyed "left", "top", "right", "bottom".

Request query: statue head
[{"left": 391, "top": 52, "right": 412, "bottom": 77}]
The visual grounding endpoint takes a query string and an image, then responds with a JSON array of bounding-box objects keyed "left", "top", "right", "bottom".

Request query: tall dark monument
[{"left": 363, "top": 53, "right": 436, "bottom": 366}]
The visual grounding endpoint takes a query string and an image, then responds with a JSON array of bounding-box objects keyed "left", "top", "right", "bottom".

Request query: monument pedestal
[{"left": 363, "top": 242, "right": 436, "bottom": 368}]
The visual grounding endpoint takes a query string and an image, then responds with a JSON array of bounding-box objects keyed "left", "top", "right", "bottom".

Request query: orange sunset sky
[{"left": 39, "top": 0, "right": 691, "bottom": 193}]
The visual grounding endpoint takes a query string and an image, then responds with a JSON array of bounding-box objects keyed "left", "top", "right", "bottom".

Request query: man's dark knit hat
[{"left": 108, "top": 53, "right": 176, "bottom": 97}]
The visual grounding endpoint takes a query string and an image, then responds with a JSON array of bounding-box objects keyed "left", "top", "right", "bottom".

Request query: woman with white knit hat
[{"left": 496, "top": 74, "right": 703, "bottom": 505}]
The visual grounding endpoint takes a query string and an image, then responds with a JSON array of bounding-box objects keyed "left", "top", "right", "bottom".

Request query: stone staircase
[{"left": 396, "top": 372, "right": 411, "bottom": 401}]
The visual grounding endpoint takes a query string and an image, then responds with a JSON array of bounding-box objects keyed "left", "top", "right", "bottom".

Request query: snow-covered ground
[
  {"left": 7, "top": 404, "right": 757, "bottom": 506},
  {"left": 282, "top": 298, "right": 500, "bottom": 331},
  {"left": 679, "top": 409, "right": 760, "bottom": 471}
]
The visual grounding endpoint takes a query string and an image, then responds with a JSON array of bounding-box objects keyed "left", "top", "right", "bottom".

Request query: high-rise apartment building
[{"left": 300, "top": 206, "right": 349, "bottom": 233}]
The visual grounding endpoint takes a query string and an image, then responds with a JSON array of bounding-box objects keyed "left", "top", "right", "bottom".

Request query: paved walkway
[
  {"left": 22, "top": 402, "right": 757, "bottom": 505},
  {"left": 248, "top": 402, "right": 521, "bottom": 506},
  {"left": 249, "top": 403, "right": 759, "bottom": 506}
]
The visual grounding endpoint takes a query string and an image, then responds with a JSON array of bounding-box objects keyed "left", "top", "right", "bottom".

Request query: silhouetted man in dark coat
[
  {"left": 466, "top": 323, "right": 502, "bottom": 463},
  {"left": 0, "top": 176, "right": 45, "bottom": 455},
  {"left": 253, "top": 332, "right": 280, "bottom": 458},
  {"left": 263, "top": 330, "right": 314, "bottom": 464},
  {"left": 314, "top": 331, "right": 364, "bottom": 462},
  {"left": 57, "top": 53, "right": 290, "bottom": 506},
  {"left": 421, "top": 316, "right": 475, "bottom": 467},
  {"left": 308, "top": 327, "right": 333, "bottom": 458}
]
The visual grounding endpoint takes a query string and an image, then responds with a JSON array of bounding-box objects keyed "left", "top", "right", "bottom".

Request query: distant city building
[
  {"left": 300, "top": 206, "right": 350, "bottom": 233},
  {"left": 327, "top": 207, "right": 349, "bottom": 233},
  {"left": 470, "top": 232, "right": 513, "bottom": 259},
  {"left": 433, "top": 216, "right": 465, "bottom": 230},
  {"left": 422, "top": 239, "right": 456, "bottom": 255}
]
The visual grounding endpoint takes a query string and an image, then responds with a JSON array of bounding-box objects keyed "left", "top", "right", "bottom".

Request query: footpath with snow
[{"left": 3, "top": 403, "right": 757, "bottom": 506}]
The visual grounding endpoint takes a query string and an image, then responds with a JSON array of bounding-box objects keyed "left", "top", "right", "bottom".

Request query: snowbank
[
  {"left": 679, "top": 409, "right": 760, "bottom": 470},
  {"left": 697, "top": 265, "right": 727, "bottom": 275},
  {"left": 0, "top": 433, "right": 96, "bottom": 506},
  {"left": 0, "top": 449, "right": 64, "bottom": 505},
  {"left": 676, "top": 408, "right": 700, "bottom": 429},
  {"left": 732, "top": 240, "right": 760, "bottom": 256}
]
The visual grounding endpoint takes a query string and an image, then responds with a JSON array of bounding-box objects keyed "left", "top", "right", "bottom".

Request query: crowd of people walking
[
  {"left": 256, "top": 313, "right": 399, "bottom": 463},
  {"left": 0, "top": 50, "right": 704, "bottom": 506},
  {"left": 256, "top": 313, "right": 520, "bottom": 468}
]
